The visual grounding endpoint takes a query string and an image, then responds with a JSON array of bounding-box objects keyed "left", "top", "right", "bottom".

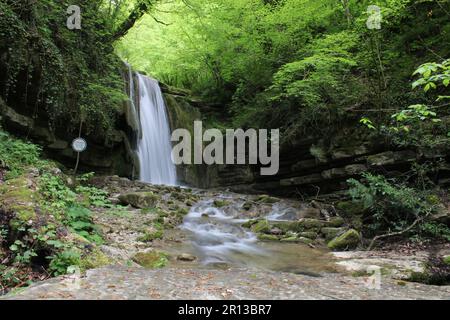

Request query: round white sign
[{"left": 72, "top": 138, "right": 87, "bottom": 152}]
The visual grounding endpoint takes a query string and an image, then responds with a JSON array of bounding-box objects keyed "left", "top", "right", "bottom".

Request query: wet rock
[
  {"left": 299, "top": 232, "right": 318, "bottom": 240},
  {"left": 321, "top": 227, "right": 346, "bottom": 241},
  {"left": 251, "top": 220, "right": 270, "bottom": 233},
  {"left": 242, "top": 201, "right": 252, "bottom": 211},
  {"left": 258, "top": 234, "right": 279, "bottom": 241},
  {"left": 132, "top": 251, "right": 168, "bottom": 269},
  {"left": 177, "top": 253, "right": 197, "bottom": 262},
  {"left": 241, "top": 220, "right": 258, "bottom": 229},
  {"left": 256, "top": 195, "right": 280, "bottom": 204},
  {"left": 327, "top": 216, "right": 345, "bottom": 227},
  {"left": 298, "top": 207, "right": 322, "bottom": 219},
  {"left": 118, "top": 192, "right": 159, "bottom": 208},
  {"left": 213, "top": 200, "right": 230, "bottom": 208},
  {"left": 269, "top": 227, "right": 283, "bottom": 236},
  {"left": 327, "top": 229, "right": 361, "bottom": 251}
]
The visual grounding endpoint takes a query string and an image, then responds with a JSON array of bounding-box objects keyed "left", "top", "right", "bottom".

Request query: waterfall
[{"left": 136, "top": 73, "right": 177, "bottom": 185}]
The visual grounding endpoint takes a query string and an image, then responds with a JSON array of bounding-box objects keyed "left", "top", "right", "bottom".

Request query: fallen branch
[{"left": 367, "top": 211, "right": 432, "bottom": 251}]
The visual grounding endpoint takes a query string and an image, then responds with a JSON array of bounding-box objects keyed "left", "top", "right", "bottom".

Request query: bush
[{"left": 347, "top": 173, "right": 440, "bottom": 238}]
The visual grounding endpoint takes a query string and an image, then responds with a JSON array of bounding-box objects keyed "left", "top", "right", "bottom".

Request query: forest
[{"left": 0, "top": 0, "right": 449, "bottom": 301}]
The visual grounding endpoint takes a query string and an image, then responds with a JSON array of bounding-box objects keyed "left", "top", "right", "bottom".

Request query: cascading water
[{"left": 136, "top": 73, "right": 177, "bottom": 185}]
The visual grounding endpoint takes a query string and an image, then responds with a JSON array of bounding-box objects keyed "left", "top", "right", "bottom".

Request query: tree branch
[{"left": 112, "top": 0, "right": 157, "bottom": 41}]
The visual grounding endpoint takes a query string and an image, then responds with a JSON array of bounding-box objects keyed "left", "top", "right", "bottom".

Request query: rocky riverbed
[{"left": 3, "top": 176, "right": 450, "bottom": 300}]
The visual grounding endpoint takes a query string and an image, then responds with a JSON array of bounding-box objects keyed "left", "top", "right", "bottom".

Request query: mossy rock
[
  {"left": 118, "top": 192, "right": 159, "bottom": 209},
  {"left": 80, "top": 249, "right": 111, "bottom": 271},
  {"left": 327, "top": 229, "right": 361, "bottom": 251},
  {"left": 137, "top": 229, "right": 164, "bottom": 242},
  {"left": 258, "top": 234, "right": 279, "bottom": 241},
  {"left": 242, "top": 219, "right": 258, "bottom": 229},
  {"left": 272, "top": 218, "right": 326, "bottom": 234},
  {"left": 0, "top": 176, "right": 38, "bottom": 229},
  {"left": 242, "top": 201, "right": 253, "bottom": 211},
  {"left": 326, "top": 216, "right": 345, "bottom": 228},
  {"left": 280, "top": 236, "right": 313, "bottom": 245},
  {"left": 251, "top": 220, "right": 270, "bottom": 233},
  {"left": 336, "top": 201, "right": 366, "bottom": 216},
  {"left": 132, "top": 251, "right": 169, "bottom": 269},
  {"left": 176, "top": 207, "right": 189, "bottom": 216},
  {"left": 321, "top": 227, "right": 346, "bottom": 241},
  {"left": 443, "top": 256, "right": 450, "bottom": 266},
  {"left": 256, "top": 195, "right": 280, "bottom": 204},
  {"left": 213, "top": 200, "right": 230, "bottom": 208},
  {"left": 299, "top": 231, "right": 318, "bottom": 240}
]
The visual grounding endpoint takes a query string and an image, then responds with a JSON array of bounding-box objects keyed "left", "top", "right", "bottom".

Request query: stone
[
  {"left": 327, "top": 229, "right": 361, "bottom": 251},
  {"left": 256, "top": 195, "right": 280, "bottom": 204},
  {"left": 251, "top": 220, "right": 270, "bottom": 233},
  {"left": 242, "top": 201, "right": 252, "bottom": 211},
  {"left": 367, "top": 152, "right": 395, "bottom": 167},
  {"left": 257, "top": 234, "right": 279, "bottom": 241},
  {"left": 321, "top": 227, "right": 346, "bottom": 241},
  {"left": 118, "top": 192, "right": 159, "bottom": 208},
  {"left": 327, "top": 216, "right": 345, "bottom": 227},
  {"left": 321, "top": 168, "right": 346, "bottom": 180},
  {"left": 242, "top": 220, "right": 258, "bottom": 229},
  {"left": 177, "top": 253, "right": 197, "bottom": 262},
  {"left": 269, "top": 228, "right": 283, "bottom": 236},
  {"left": 344, "top": 164, "right": 367, "bottom": 175},
  {"left": 298, "top": 207, "right": 321, "bottom": 219},
  {"left": 213, "top": 200, "right": 229, "bottom": 208},
  {"left": 280, "top": 174, "right": 323, "bottom": 187},
  {"left": 132, "top": 251, "right": 168, "bottom": 269},
  {"left": 299, "top": 231, "right": 318, "bottom": 240}
]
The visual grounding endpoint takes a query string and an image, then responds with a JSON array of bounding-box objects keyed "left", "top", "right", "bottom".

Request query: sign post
[{"left": 72, "top": 138, "right": 87, "bottom": 175}]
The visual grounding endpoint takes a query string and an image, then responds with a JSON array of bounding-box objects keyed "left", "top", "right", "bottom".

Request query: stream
[{"left": 177, "top": 197, "right": 334, "bottom": 275}]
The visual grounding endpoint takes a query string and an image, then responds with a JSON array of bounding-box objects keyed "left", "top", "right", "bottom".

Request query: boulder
[
  {"left": 327, "top": 229, "right": 361, "bottom": 251},
  {"left": 258, "top": 234, "right": 279, "bottom": 241},
  {"left": 299, "top": 231, "right": 318, "bottom": 240},
  {"left": 177, "top": 253, "right": 197, "bottom": 262},
  {"left": 118, "top": 192, "right": 159, "bottom": 208},
  {"left": 251, "top": 220, "right": 270, "bottom": 233},
  {"left": 321, "top": 227, "right": 346, "bottom": 241}
]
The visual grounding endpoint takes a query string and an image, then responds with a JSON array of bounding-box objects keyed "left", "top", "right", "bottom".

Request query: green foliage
[
  {"left": 0, "top": 0, "right": 127, "bottom": 139},
  {"left": 39, "top": 174, "right": 77, "bottom": 214},
  {"left": 66, "top": 206, "right": 103, "bottom": 244},
  {"left": 48, "top": 250, "right": 81, "bottom": 277},
  {"left": 347, "top": 173, "right": 439, "bottom": 237},
  {"left": 0, "top": 130, "right": 42, "bottom": 179}
]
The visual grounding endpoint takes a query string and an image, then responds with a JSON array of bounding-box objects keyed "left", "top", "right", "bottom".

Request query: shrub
[{"left": 347, "top": 173, "right": 440, "bottom": 238}]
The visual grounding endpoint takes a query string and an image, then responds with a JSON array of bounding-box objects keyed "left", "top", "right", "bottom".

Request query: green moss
[
  {"left": 258, "top": 234, "right": 279, "bottom": 241},
  {"left": 444, "top": 256, "right": 450, "bottom": 265},
  {"left": 251, "top": 220, "right": 270, "bottom": 233},
  {"left": 327, "top": 229, "right": 361, "bottom": 251},
  {"left": 242, "top": 219, "right": 258, "bottom": 228},
  {"left": 242, "top": 202, "right": 252, "bottom": 211},
  {"left": 118, "top": 192, "right": 160, "bottom": 209},
  {"left": 137, "top": 229, "right": 164, "bottom": 242},
  {"left": 132, "top": 251, "right": 169, "bottom": 269},
  {"left": 336, "top": 201, "right": 365, "bottom": 216},
  {"left": 80, "top": 249, "right": 111, "bottom": 271},
  {"left": 213, "top": 200, "right": 230, "bottom": 208},
  {"left": 299, "top": 231, "right": 318, "bottom": 239},
  {"left": 256, "top": 195, "right": 280, "bottom": 204}
]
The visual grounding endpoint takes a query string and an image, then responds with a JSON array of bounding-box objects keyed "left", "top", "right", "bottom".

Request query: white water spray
[{"left": 136, "top": 74, "right": 177, "bottom": 185}]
